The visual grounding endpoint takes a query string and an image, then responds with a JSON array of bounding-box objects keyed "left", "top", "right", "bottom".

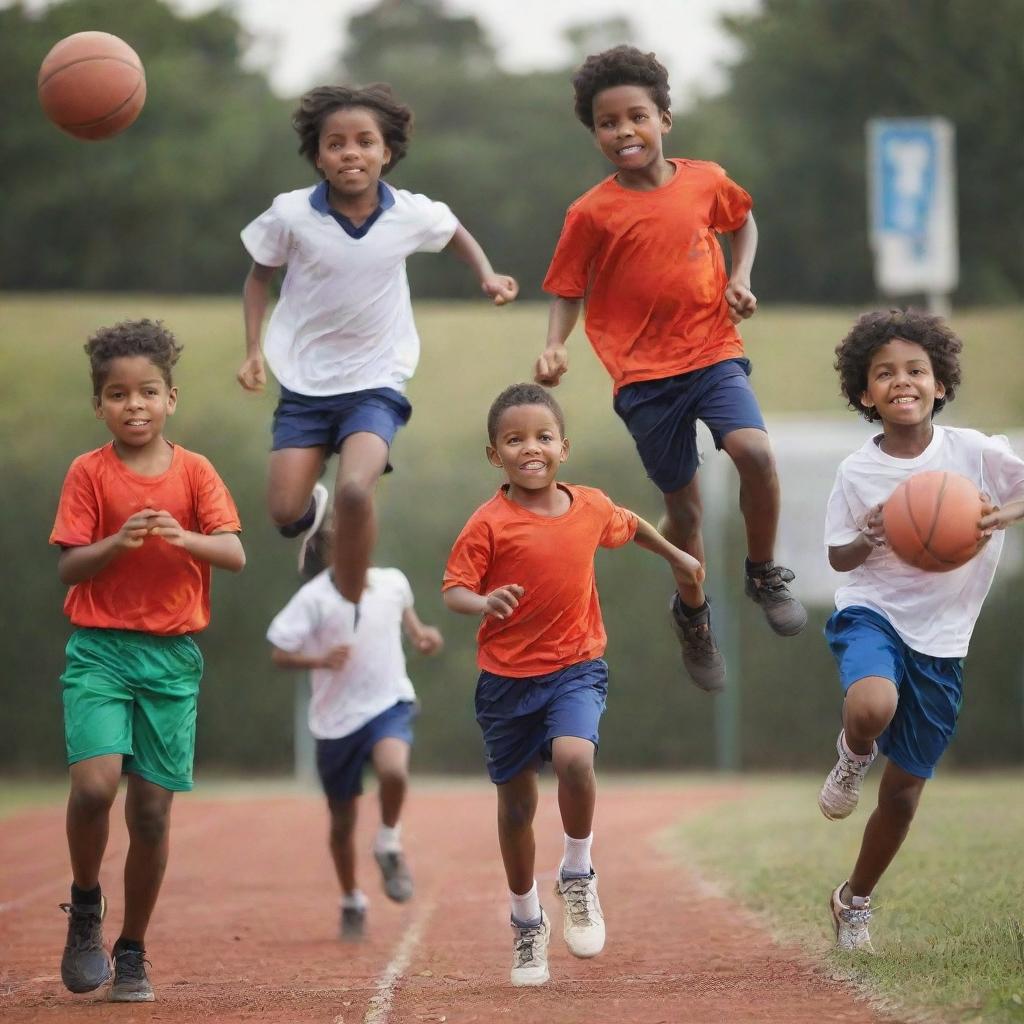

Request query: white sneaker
[
  {"left": 818, "top": 730, "right": 877, "bottom": 820},
  {"left": 554, "top": 865, "right": 605, "bottom": 958},
  {"left": 829, "top": 883, "right": 875, "bottom": 953},
  {"left": 297, "top": 482, "right": 330, "bottom": 575},
  {"left": 510, "top": 910, "right": 550, "bottom": 987}
]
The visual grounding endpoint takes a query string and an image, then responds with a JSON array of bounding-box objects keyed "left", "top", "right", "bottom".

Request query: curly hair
[
  {"left": 84, "top": 319, "right": 183, "bottom": 397},
  {"left": 572, "top": 45, "right": 671, "bottom": 131},
  {"left": 487, "top": 383, "right": 566, "bottom": 444},
  {"left": 835, "top": 309, "right": 963, "bottom": 421},
  {"left": 292, "top": 84, "right": 413, "bottom": 174}
]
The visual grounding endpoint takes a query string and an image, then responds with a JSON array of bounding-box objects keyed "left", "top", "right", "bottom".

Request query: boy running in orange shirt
[
  {"left": 442, "top": 383, "right": 702, "bottom": 987},
  {"left": 536, "top": 46, "right": 806, "bottom": 693}
]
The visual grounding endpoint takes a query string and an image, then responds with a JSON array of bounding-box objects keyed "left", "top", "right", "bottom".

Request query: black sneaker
[
  {"left": 59, "top": 897, "right": 111, "bottom": 993},
  {"left": 744, "top": 561, "right": 807, "bottom": 636},
  {"left": 669, "top": 594, "right": 727, "bottom": 693},
  {"left": 340, "top": 903, "right": 366, "bottom": 942},
  {"left": 109, "top": 946, "right": 155, "bottom": 1002},
  {"left": 374, "top": 849, "right": 413, "bottom": 903}
]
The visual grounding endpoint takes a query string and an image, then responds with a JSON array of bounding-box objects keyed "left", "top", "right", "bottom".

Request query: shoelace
[
  {"left": 560, "top": 877, "right": 596, "bottom": 925},
  {"left": 831, "top": 752, "right": 868, "bottom": 791},
  {"left": 840, "top": 906, "right": 872, "bottom": 929},
  {"left": 750, "top": 565, "right": 796, "bottom": 593},
  {"left": 114, "top": 949, "right": 151, "bottom": 981},
  {"left": 59, "top": 904, "right": 102, "bottom": 952},
  {"left": 513, "top": 925, "right": 543, "bottom": 966}
]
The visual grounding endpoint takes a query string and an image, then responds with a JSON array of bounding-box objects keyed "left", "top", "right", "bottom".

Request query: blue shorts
[
  {"left": 613, "top": 358, "right": 766, "bottom": 493},
  {"left": 474, "top": 659, "right": 608, "bottom": 785},
  {"left": 825, "top": 606, "right": 964, "bottom": 779},
  {"left": 315, "top": 700, "right": 416, "bottom": 801},
  {"left": 272, "top": 386, "right": 412, "bottom": 471}
]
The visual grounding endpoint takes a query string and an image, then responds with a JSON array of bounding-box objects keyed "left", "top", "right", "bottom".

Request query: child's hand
[
  {"left": 671, "top": 552, "right": 705, "bottom": 589},
  {"left": 147, "top": 510, "right": 189, "bottom": 547},
  {"left": 484, "top": 584, "right": 525, "bottom": 620},
  {"left": 725, "top": 279, "right": 757, "bottom": 322},
  {"left": 978, "top": 493, "right": 1010, "bottom": 535},
  {"left": 116, "top": 509, "right": 159, "bottom": 549},
  {"left": 535, "top": 345, "right": 569, "bottom": 387},
  {"left": 320, "top": 645, "right": 351, "bottom": 670},
  {"left": 481, "top": 274, "right": 519, "bottom": 306},
  {"left": 861, "top": 503, "right": 887, "bottom": 547},
  {"left": 237, "top": 355, "right": 267, "bottom": 392},
  {"left": 412, "top": 626, "right": 444, "bottom": 655}
]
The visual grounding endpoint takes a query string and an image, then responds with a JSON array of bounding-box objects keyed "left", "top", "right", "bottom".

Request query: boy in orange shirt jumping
[
  {"left": 536, "top": 45, "right": 806, "bottom": 693},
  {"left": 442, "top": 383, "right": 703, "bottom": 987},
  {"left": 50, "top": 320, "right": 245, "bottom": 1002}
]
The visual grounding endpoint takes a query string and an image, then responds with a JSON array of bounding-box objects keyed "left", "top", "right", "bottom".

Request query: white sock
[
  {"left": 840, "top": 731, "right": 875, "bottom": 762},
  {"left": 509, "top": 882, "right": 541, "bottom": 925},
  {"left": 374, "top": 824, "right": 402, "bottom": 855},
  {"left": 342, "top": 889, "right": 368, "bottom": 910},
  {"left": 561, "top": 833, "right": 593, "bottom": 877}
]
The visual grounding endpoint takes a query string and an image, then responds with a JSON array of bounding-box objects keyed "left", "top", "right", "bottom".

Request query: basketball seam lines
[
  {"left": 47, "top": 76, "right": 145, "bottom": 130},
  {"left": 38, "top": 54, "right": 142, "bottom": 89}
]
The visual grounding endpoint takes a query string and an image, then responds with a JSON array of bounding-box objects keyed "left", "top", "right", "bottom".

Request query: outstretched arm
[
  {"left": 238, "top": 261, "right": 278, "bottom": 391},
  {"left": 402, "top": 606, "right": 444, "bottom": 655},
  {"left": 534, "top": 296, "right": 581, "bottom": 387},
  {"left": 724, "top": 212, "right": 758, "bottom": 323},
  {"left": 446, "top": 225, "right": 519, "bottom": 305},
  {"left": 632, "top": 517, "right": 705, "bottom": 590}
]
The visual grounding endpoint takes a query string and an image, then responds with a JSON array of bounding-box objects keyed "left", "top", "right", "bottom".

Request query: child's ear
[
  {"left": 935, "top": 380, "right": 947, "bottom": 400},
  {"left": 93, "top": 396, "right": 103, "bottom": 418},
  {"left": 660, "top": 109, "right": 672, "bottom": 134},
  {"left": 859, "top": 390, "right": 875, "bottom": 411},
  {"left": 167, "top": 386, "right": 178, "bottom": 415},
  {"left": 486, "top": 445, "right": 503, "bottom": 469},
  {"left": 560, "top": 437, "right": 570, "bottom": 463}
]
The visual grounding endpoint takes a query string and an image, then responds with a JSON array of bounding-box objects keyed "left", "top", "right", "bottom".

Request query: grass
[{"left": 675, "top": 774, "right": 1024, "bottom": 1023}]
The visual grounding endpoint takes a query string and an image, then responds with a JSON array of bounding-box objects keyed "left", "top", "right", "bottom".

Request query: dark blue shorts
[
  {"left": 613, "top": 358, "right": 766, "bottom": 493},
  {"left": 315, "top": 700, "right": 416, "bottom": 801},
  {"left": 825, "top": 606, "right": 964, "bottom": 779},
  {"left": 474, "top": 659, "right": 608, "bottom": 785},
  {"left": 272, "top": 387, "right": 412, "bottom": 470}
]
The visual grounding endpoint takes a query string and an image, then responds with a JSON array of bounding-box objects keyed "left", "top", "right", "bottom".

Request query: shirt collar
[{"left": 309, "top": 180, "right": 394, "bottom": 238}]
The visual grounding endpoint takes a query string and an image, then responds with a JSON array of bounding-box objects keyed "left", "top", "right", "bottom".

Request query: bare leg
[
  {"left": 551, "top": 737, "right": 596, "bottom": 840},
  {"left": 721, "top": 427, "right": 779, "bottom": 563},
  {"left": 662, "top": 474, "right": 707, "bottom": 608},
  {"left": 267, "top": 446, "right": 328, "bottom": 527},
  {"left": 371, "top": 737, "right": 410, "bottom": 828},
  {"left": 496, "top": 770, "right": 539, "bottom": 896},
  {"left": 119, "top": 774, "right": 174, "bottom": 943},
  {"left": 66, "top": 755, "right": 122, "bottom": 889},
  {"left": 842, "top": 675, "right": 899, "bottom": 755},
  {"left": 327, "top": 796, "right": 359, "bottom": 895}
]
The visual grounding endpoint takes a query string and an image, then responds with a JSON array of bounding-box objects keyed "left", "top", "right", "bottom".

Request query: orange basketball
[
  {"left": 38, "top": 32, "right": 146, "bottom": 141},
  {"left": 882, "top": 470, "right": 987, "bottom": 572}
]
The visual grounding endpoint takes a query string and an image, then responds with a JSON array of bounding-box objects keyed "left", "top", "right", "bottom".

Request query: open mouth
[{"left": 617, "top": 144, "right": 643, "bottom": 156}]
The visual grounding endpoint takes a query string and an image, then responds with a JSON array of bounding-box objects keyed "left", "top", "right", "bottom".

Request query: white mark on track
[{"left": 362, "top": 898, "right": 436, "bottom": 1024}]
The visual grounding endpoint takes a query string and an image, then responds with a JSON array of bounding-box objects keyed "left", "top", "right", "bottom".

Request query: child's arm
[
  {"left": 401, "top": 607, "right": 444, "bottom": 655},
  {"left": 534, "top": 297, "right": 582, "bottom": 387},
  {"left": 270, "top": 645, "right": 351, "bottom": 671},
  {"left": 443, "top": 584, "right": 525, "bottom": 621},
  {"left": 980, "top": 496, "right": 1024, "bottom": 534},
  {"left": 57, "top": 508, "right": 160, "bottom": 584},
  {"left": 724, "top": 212, "right": 758, "bottom": 323},
  {"left": 237, "top": 261, "right": 278, "bottom": 392},
  {"left": 445, "top": 225, "right": 519, "bottom": 305},
  {"left": 828, "top": 503, "right": 885, "bottom": 572},
  {"left": 147, "top": 511, "right": 246, "bottom": 572},
  {"left": 632, "top": 517, "right": 705, "bottom": 590}
]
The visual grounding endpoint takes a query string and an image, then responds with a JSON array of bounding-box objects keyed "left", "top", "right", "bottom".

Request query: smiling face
[
  {"left": 93, "top": 356, "right": 176, "bottom": 450},
  {"left": 860, "top": 338, "right": 945, "bottom": 428},
  {"left": 591, "top": 84, "right": 671, "bottom": 174},
  {"left": 487, "top": 403, "right": 569, "bottom": 494},
  {"left": 315, "top": 106, "right": 391, "bottom": 199}
]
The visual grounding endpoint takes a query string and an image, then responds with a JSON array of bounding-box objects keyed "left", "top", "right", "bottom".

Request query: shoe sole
[
  {"left": 62, "top": 963, "right": 112, "bottom": 994},
  {"left": 374, "top": 851, "right": 413, "bottom": 903},
  {"left": 109, "top": 990, "right": 155, "bottom": 1003},
  {"left": 510, "top": 969, "right": 550, "bottom": 987}
]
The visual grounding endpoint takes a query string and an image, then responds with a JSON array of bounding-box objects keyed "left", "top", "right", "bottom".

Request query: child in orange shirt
[
  {"left": 50, "top": 320, "right": 244, "bottom": 1003},
  {"left": 442, "top": 383, "right": 702, "bottom": 987},
  {"left": 535, "top": 45, "right": 806, "bottom": 693}
]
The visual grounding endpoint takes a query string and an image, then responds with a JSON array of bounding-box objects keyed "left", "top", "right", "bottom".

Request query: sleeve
[
  {"left": 394, "top": 569, "right": 415, "bottom": 610},
  {"left": 824, "top": 466, "right": 862, "bottom": 548},
  {"left": 542, "top": 204, "right": 599, "bottom": 299},
  {"left": 50, "top": 459, "right": 99, "bottom": 548},
  {"left": 595, "top": 491, "right": 639, "bottom": 549},
  {"left": 192, "top": 457, "right": 242, "bottom": 535},
  {"left": 441, "top": 515, "right": 494, "bottom": 593},
  {"left": 407, "top": 192, "right": 459, "bottom": 254},
  {"left": 981, "top": 435, "right": 1024, "bottom": 504},
  {"left": 240, "top": 197, "right": 293, "bottom": 267},
  {"left": 266, "top": 587, "right": 318, "bottom": 653},
  {"left": 708, "top": 164, "right": 753, "bottom": 234}
]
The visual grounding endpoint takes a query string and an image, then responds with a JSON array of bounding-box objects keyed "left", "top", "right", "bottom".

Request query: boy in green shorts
[{"left": 50, "top": 320, "right": 245, "bottom": 1002}]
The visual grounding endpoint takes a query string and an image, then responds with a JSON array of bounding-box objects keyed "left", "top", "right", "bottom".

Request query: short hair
[
  {"left": 572, "top": 45, "right": 671, "bottom": 131},
  {"left": 84, "top": 319, "right": 183, "bottom": 397},
  {"left": 292, "top": 84, "right": 413, "bottom": 174},
  {"left": 835, "top": 309, "right": 962, "bottom": 421},
  {"left": 487, "top": 383, "right": 567, "bottom": 444}
]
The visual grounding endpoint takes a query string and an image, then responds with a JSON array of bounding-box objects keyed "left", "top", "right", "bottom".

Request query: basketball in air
[
  {"left": 37, "top": 31, "right": 146, "bottom": 141},
  {"left": 882, "top": 470, "right": 987, "bottom": 572}
]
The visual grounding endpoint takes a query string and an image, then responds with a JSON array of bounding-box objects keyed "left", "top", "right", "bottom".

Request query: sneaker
[
  {"left": 510, "top": 910, "right": 550, "bottom": 987},
  {"left": 669, "top": 594, "right": 726, "bottom": 693},
  {"left": 59, "top": 897, "right": 112, "bottom": 994},
  {"left": 109, "top": 947, "right": 155, "bottom": 1002},
  {"left": 829, "top": 883, "right": 875, "bottom": 952},
  {"left": 374, "top": 849, "right": 413, "bottom": 903},
  {"left": 818, "top": 731, "right": 878, "bottom": 820},
  {"left": 340, "top": 903, "right": 366, "bottom": 942},
  {"left": 297, "top": 482, "right": 330, "bottom": 576},
  {"left": 554, "top": 866, "right": 605, "bottom": 958},
  {"left": 744, "top": 561, "right": 808, "bottom": 636}
]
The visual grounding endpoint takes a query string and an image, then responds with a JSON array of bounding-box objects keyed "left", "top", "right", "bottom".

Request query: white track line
[{"left": 362, "top": 898, "right": 436, "bottom": 1024}]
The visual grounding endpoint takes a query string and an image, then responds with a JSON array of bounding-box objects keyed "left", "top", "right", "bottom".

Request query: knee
[
  {"left": 329, "top": 804, "right": 357, "bottom": 841},
  {"left": 335, "top": 477, "right": 373, "bottom": 516},
  {"left": 731, "top": 438, "right": 777, "bottom": 484},
  {"left": 268, "top": 492, "right": 310, "bottom": 527},
  {"left": 376, "top": 765, "right": 407, "bottom": 790},
  {"left": 68, "top": 780, "right": 117, "bottom": 818},
  {"left": 498, "top": 795, "right": 536, "bottom": 832},
  {"left": 845, "top": 700, "right": 896, "bottom": 741},
  {"left": 879, "top": 785, "right": 922, "bottom": 826},
  {"left": 662, "top": 497, "right": 702, "bottom": 535},
  {"left": 130, "top": 801, "right": 171, "bottom": 847},
  {"left": 554, "top": 753, "right": 595, "bottom": 793}
]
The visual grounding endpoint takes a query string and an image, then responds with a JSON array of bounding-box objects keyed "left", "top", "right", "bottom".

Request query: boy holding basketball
[
  {"left": 820, "top": 309, "right": 1024, "bottom": 951},
  {"left": 442, "top": 383, "right": 703, "bottom": 986},
  {"left": 238, "top": 83, "right": 517, "bottom": 605},
  {"left": 51, "top": 320, "right": 244, "bottom": 1001},
  {"left": 535, "top": 45, "right": 806, "bottom": 694}
]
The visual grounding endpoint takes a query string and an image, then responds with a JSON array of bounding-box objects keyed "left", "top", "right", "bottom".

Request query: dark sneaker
[
  {"left": 340, "top": 903, "right": 366, "bottom": 942},
  {"left": 59, "top": 897, "right": 111, "bottom": 994},
  {"left": 297, "top": 482, "right": 330, "bottom": 576},
  {"left": 374, "top": 849, "right": 413, "bottom": 903},
  {"left": 744, "top": 561, "right": 807, "bottom": 636},
  {"left": 669, "top": 594, "right": 726, "bottom": 693},
  {"left": 109, "top": 947, "right": 155, "bottom": 1002}
]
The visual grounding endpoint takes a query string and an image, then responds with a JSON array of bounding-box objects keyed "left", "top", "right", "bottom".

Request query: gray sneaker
[
  {"left": 744, "top": 561, "right": 807, "bottom": 636},
  {"left": 59, "top": 897, "right": 112, "bottom": 994},
  {"left": 374, "top": 849, "right": 413, "bottom": 903},
  {"left": 829, "top": 883, "right": 875, "bottom": 953},
  {"left": 109, "top": 947, "right": 154, "bottom": 1002},
  {"left": 340, "top": 903, "right": 366, "bottom": 942},
  {"left": 669, "top": 594, "right": 726, "bottom": 693},
  {"left": 510, "top": 911, "right": 550, "bottom": 987}
]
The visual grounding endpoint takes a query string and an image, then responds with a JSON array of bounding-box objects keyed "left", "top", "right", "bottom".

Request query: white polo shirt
[
  {"left": 825, "top": 425, "right": 1024, "bottom": 657},
  {"left": 266, "top": 567, "right": 418, "bottom": 739},
  {"left": 241, "top": 181, "right": 458, "bottom": 397}
]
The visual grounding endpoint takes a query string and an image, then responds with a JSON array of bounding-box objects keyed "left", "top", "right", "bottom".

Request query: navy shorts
[
  {"left": 315, "top": 700, "right": 416, "bottom": 801},
  {"left": 475, "top": 659, "right": 608, "bottom": 785},
  {"left": 613, "top": 358, "right": 766, "bottom": 493},
  {"left": 825, "top": 606, "right": 964, "bottom": 779},
  {"left": 272, "top": 386, "right": 412, "bottom": 470}
]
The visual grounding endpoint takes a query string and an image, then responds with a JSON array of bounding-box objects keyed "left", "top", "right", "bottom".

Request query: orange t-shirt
[
  {"left": 442, "top": 484, "right": 638, "bottom": 677},
  {"left": 543, "top": 158, "right": 753, "bottom": 393},
  {"left": 50, "top": 443, "right": 241, "bottom": 636}
]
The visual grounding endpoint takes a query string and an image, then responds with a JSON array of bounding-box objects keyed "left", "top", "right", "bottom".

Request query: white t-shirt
[
  {"left": 241, "top": 182, "right": 458, "bottom": 397},
  {"left": 825, "top": 425, "right": 1024, "bottom": 657},
  {"left": 266, "top": 567, "right": 417, "bottom": 739}
]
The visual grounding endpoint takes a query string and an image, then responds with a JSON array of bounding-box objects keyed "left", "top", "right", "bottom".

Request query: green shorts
[{"left": 61, "top": 628, "right": 204, "bottom": 791}]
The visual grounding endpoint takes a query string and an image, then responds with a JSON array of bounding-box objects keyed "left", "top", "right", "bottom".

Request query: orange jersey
[
  {"left": 442, "top": 484, "right": 638, "bottom": 677},
  {"left": 50, "top": 443, "right": 241, "bottom": 636},
  {"left": 543, "top": 159, "right": 753, "bottom": 392}
]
